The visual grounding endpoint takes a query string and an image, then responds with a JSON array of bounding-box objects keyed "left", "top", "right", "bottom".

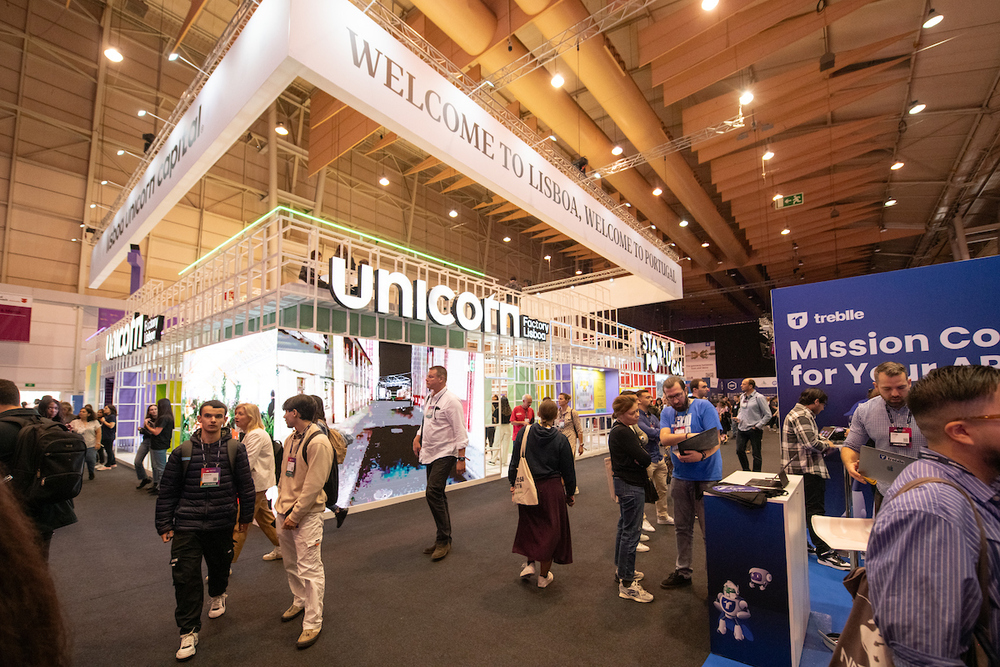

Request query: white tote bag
[{"left": 512, "top": 426, "right": 539, "bottom": 506}]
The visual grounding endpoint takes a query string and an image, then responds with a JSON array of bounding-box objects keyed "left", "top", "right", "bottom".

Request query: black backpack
[
  {"left": 299, "top": 431, "right": 339, "bottom": 511},
  {"left": 272, "top": 438, "right": 283, "bottom": 486},
  {"left": 1, "top": 414, "right": 86, "bottom": 504}
]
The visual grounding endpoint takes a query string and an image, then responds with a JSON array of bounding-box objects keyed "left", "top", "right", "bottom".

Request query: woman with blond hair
[{"left": 231, "top": 402, "right": 282, "bottom": 562}]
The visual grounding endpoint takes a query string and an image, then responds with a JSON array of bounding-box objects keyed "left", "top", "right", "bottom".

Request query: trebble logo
[{"left": 787, "top": 312, "right": 809, "bottom": 330}]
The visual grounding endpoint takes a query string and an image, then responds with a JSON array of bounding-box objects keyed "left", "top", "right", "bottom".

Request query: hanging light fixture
[
  {"left": 679, "top": 220, "right": 689, "bottom": 227},
  {"left": 780, "top": 228, "right": 791, "bottom": 235},
  {"left": 884, "top": 198, "right": 897, "bottom": 207},
  {"left": 701, "top": 0, "right": 719, "bottom": 9},
  {"left": 448, "top": 210, "right": 458, "bottom": 218},
  {"left": 551, "top": 71, "right": 564, "bottom": 88},
  {"left": 762, "top": 149, "right": 774, "bottom": 161},
  {"left": 891, "top": 161, "right": 905, "bottom": 170},
  {"left": 652, "top": 187, "right": 662, "bottom": 196},
  {"left": 274, "top": 122, "right": 289, "bottom": 136},
  {"left": 908, "top": 101, "right": 926, "bottom": 115},
  {"left": 773, "top": 193, "right": 783, "bottom": 201},
  {"left": 611, "top": 145, "right": 623, "bottom": 156},
  {"left": 739, "top": 91, "right": 754, "bottom": 105},
  {"left": 922, "top": 8, "right": 943, "bottom": 28},
  {"left": 104, "top": 46, "right": 124, "bottom": 63}
]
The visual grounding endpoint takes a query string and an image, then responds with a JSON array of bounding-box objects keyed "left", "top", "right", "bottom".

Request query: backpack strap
[
  {"left": 180, "top": 440, "right": 193, "bottom": 478},
  {"left": 299, "top": 430, "right": 320, "bottom": 467},
  {"left": 893, "top": 476, "right": 991, "bottom": 632},
  {"left": 227, "top": 439, "right": 238, "bottom": 470}
]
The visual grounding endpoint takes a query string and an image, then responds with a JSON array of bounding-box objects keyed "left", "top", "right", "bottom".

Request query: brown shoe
[
  {"left": 296, "top": 627, "right": 321, "bottom": 649},
  {"left": 431, "top": 542, "right": 451, "bottom": 561},
  {"left": 422, "top": 544, "right": 437, "bottom": 555},
  {"left": 281, "top": 604, "right": 304, "bottom": 622}
]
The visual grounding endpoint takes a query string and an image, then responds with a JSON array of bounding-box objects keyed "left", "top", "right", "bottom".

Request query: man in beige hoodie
[{"left": 275, "top": 394, "right": 334, "bottom": 650}]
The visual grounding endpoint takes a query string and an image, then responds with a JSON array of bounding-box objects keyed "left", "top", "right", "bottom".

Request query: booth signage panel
[
  {"left": 289, "top": 0, "right": 682, "bottom": 296},
  {"left": 88, "top": 0, "right": 300, "bottom": 287},
  {"left": 772, "top": 256, "right": 1000, "bottom": 426},
  {"left": 0, "top": 294, "right": 32, "bottom": 342},
  {"left": 686, "top": 341, "right": 717, "bottom": 380},
  {"left": 106, "top": 313, "right": 165, "bottom": 360},
  {"left": 639, "top": 332, "right": 684, "bottom": 375}
]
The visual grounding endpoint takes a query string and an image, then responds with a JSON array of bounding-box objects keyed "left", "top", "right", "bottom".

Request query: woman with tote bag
[{"left": 508, "top": 399, "right": 576, "bottom": 589}]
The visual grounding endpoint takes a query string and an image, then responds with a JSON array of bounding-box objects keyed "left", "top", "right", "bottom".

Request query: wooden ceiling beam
[
  {"left": 404, "top": 156, "right": 442, "bottom": 176},
  {"left": 683, "top": 31, "right": 915, "bottom": 131},
  {"left": 695, "top": 80, "right": 904, "bottom": 162},
  {"left": 520, "top": 221, "right": 551, "bottom": 233},
  {"left": 174, "top": 0, "right": 211, "bottom": 52},
  {"left": 739, "top": 201, "right": 877, "bottom": 232},
  {"left": 654, "top": 0, "right": 877, "bottom": 106},
  {"left": 363, "top": 132, "right": 399, "bottom": 156},
  {"left": 735, "top": 183, "right": 882, "bottom": 227},
  {"left": 711, "top": 117, "right": 885, "bottom": 180},
  {"left": 442, "top": 176, "right": 476, "bottom": 193},
  {"left": 424, "top": 167, "right": 458, "bottom": 185},
  {"left": 729, "top": 167, "right": 884, "bottom": 218},
  {"left": 637, "top": 0, "right": 761, "bottom": 67}
]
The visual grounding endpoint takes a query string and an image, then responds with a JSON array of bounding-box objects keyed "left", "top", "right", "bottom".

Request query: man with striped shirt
[
  {"left": 781, "top": 388, "right": 849, "bottom": 570},
  {"left": 867, "top": 365, "right": 1000, "bottom": 666},
  {"left": 841, "top": 361, "right": 929, "bottom": 511}
]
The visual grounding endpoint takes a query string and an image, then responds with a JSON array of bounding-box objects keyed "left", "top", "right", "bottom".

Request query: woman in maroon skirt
[{"left": 508, "top": 399, "right": 576, "bottom": 588}]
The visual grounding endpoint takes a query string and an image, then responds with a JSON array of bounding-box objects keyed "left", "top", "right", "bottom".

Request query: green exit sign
[
  {"left": 24, "top": 383, "right": 35, "bottom": 387},
  {"left": 775, "top": 193, "right": 804, "bottom": 209}
]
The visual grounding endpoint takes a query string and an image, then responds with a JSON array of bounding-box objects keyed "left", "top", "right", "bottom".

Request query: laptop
[
  {"left": 747, "top": 460, "right": 792, "bottom": 489},
  {"left": 677, "top": 427, "right": 720, "bottom": 454},
  {"left": 818, "top": 426, "right": 847, "bottom": 441},
  {"left": 859, "top": 446, "right": 917, "bottom": 487}
]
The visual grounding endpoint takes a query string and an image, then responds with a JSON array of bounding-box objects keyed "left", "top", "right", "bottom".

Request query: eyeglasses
[{"left": 950, "top": 414, "right": 1000, "bottom": 422}]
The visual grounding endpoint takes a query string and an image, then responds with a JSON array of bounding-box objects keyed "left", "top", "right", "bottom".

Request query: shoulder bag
[
  {"left": 512, "top": 425, "right": 538, "bottom": 506},
  {"left": 829, "top": 476, "right": 997, "bottom": 667}
]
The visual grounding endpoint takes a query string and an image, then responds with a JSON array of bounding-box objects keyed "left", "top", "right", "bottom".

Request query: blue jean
[
  {"left": 84, "top": 447, "right": 97, "bottom": 476},
  {"left": 613, "top": 477, "right": 645, "bottom": 584},
  {"left": 134, "top": 440, "right": 152, "bottom": 482},
  {"left": 150, "top": 449, "right": 167, "bottom": 486}
]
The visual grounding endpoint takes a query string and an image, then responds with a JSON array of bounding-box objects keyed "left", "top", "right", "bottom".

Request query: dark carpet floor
[{"left": 51, "top": 432, "right": 787, "bottom": 667}]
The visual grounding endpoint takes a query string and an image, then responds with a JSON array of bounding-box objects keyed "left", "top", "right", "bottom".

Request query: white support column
[{"left": 268, "top": 103, "right": 279, "bottom": 210}]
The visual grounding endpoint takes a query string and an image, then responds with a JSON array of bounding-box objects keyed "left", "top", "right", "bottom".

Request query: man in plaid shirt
[{"left": 781, "top": 388, "right": 849, "bottom": 570}]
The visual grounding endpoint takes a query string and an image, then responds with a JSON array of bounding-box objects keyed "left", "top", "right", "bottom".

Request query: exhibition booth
[{"left": 97, "top": 207, "right": 684, "bottom": 511}]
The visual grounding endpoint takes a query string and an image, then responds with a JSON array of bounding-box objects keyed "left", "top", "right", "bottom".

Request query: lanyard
[
  {"left": 288, "top": 429, "right": 306, "bottom": 459},
  {"left": 883, "top": 402, "right": 912, "bottom": 428},
  {"left": 422, "top": 391, "right": 444, "bottom": 431},
  {"left": 201, "top": 439, "right": 223, "bottom": 467}
]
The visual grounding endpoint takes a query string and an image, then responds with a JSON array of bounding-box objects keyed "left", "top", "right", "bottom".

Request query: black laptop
[
  {"left": 747, "top": 461, "right": 792, "bottom": 489},
  {"left": 677, "top": 427, "right": 720, "bottom": 454}
]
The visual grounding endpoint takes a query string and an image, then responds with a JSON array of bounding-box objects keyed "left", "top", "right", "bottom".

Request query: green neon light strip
[{"left": 179, "top": 205, "right": 487, "bottom": 278}]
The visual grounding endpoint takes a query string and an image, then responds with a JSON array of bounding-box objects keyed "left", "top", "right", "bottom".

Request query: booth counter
[{"left": 704, "top": 471, "right": 809, "bottom": 667}]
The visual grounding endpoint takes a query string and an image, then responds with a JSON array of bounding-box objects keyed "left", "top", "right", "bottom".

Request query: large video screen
[{"left": 182, "top": 331, "right": 484, "bottom": 508}]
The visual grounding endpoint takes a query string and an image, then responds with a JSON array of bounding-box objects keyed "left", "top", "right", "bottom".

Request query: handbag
[
  {"left": 511, "top": 426, "right": 538, "bottom": 506},
  {"left": 829, "top": 476, "right": 998, "bottom": 667}
]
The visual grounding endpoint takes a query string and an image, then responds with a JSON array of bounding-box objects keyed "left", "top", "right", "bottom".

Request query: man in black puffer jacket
[{"left": 155, "top": 400, "right": 254, "bottom": 662}]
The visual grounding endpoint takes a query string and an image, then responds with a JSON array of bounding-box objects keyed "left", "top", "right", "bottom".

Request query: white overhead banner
[{"left": 89, "top": 0, "right": 682, "bottom": 299}]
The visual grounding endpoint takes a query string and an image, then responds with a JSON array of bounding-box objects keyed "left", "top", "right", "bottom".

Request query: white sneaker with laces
[
  {"left": 642, "top": 519, "right": 655, "bottom": 532},
  {"left": 537, "top": 571, "right": 554, "bottom": 588},
  {"left": 615, "top": 570, "right": 644, "bottom": 584},
  {"left": 262, "top": 547, "right": 282, "bottom": 561},
  {"left": 636, "top": 542, "right": 650, "bottom": 552},
  {"left": 208, "top": 593, "right": 227, "bottom": 619},
  {"left": 519, "top": 562, "right": 536, "bottom": 578},
  {"left": 95, "top": 464, "right": 109, "bottom": 471},
  {"left": 639, "top": 534, "right": 650, "bottom": 542},
  {"left": 657, "top": 515, "right": 675, "bottom": 525},
  {"left": 176, "top": 631, "right": 198, "bottom": 661},
  {"left": 619, "top": 580, "right": 654, "bottom": 603}
]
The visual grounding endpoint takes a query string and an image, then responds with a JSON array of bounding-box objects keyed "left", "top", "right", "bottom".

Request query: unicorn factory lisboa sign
[
  {"left": 328, "top": 257, "right": 548, "bottom": 341},
  {"left": 106, "top": 313, "right": 165, "bottom": 360}
]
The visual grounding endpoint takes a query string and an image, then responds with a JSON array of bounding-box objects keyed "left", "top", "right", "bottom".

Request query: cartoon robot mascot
[{"left": 714, "top": 580, "right": 753, "bottom": 641}]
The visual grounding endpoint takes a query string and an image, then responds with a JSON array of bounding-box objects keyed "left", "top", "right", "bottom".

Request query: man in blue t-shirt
[{"left": 658, "top": 375, "right": 723, "bottom": 589}]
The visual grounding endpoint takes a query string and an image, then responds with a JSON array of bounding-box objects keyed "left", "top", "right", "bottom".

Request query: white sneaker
[
  {"left": 176, "top": 631, "right": 198, "bottom": 661},
  {"left": 537, "top": 571, "right": 554, "bottom": 588},
  {"left": 642, "top": 519, "right": 655, "bottom": 532},
  {"left": 208, "top": 593, "right": 227, "bottom": 619},
  {"left": 96, "top": 464, "right": 110, "bottom": 471},
  {"left": 262, "top": 547, "right": 282, "bottom": 561},
  {"left": 520, "top": 562, "right": 536, "bottom": 579},
  {"left": 639, "top": 534, "right": 650, "bottom": 542},
  {"left": 615, "top": 570, "right": 644, "bottom": 584},
  {"left": 657, "top": 515, "right": 675, "bottom": 525},
  {"left": 619, "top": 580, "right": 654, "bottom": 603},
  {"left": 636, "top": 542, "right": 650, "bottom": 552}
]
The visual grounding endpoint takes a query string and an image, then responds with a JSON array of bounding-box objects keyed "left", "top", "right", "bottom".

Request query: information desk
[{"left": 704, "top": 471, "right": 809, "bottom": 667}]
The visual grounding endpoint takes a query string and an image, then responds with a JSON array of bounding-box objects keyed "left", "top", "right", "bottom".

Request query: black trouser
[
  {"left": 425, "top": 456, "right": 456, "bottom": 545},
  {"left": 170, "top": 529, "right": 233, "bottom": 634},
  {"left": 736, "top": 428, "right": 763, "bottom": 472},
  {"left": 803, "top": 473, "right": 831, "bottom": 554},
  {"left": 101, "top": 439, "right": 116, "bottom": 466}
]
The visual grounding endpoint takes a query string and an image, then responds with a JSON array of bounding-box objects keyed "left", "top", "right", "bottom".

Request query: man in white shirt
[
  {"left": 412, "top": 365, "right": 469, "bottom": 562},
  {"left": 736, "top": 378, "right": 771, "bottom": 472}
]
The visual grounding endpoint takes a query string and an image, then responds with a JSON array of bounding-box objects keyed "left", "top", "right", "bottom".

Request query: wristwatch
[
  {"left": 699, "top": 451, "right": 707, "bottom": 461},
  {"left": 457, "top": 457, "right": 466, "bottom": 461}
]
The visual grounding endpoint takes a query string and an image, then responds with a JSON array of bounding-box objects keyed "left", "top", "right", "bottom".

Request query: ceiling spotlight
[
  {"left": 652, "top": 187, "right": 663, "bottom": 196},
  {"left": 922, "top": 9, "right": 943, "bottom": 28},
  {"left": 624, "top": 202, "right": 631, "bottom": 208},
  {"left": 884, "top": 198, "right": 897, "bottom": 207},
  {"left": 611, "top": 145, "right": 623, "bottom": 156},
  {"left": 679, "top": 219, "right": 689, "bottom": 227},
  {"left": 773, "top": 193, "right": 783, "bottom": 201},
  {"left": 781, "top": 228, "right": 791, "bottom": 235},
  {"left": 880, "top": 226, "right": 888, "bottom": 233},
  {"left": 544, "top": 255, "right": 551, "bottom": 261},
  {"left": 575, "top": 269, "right": 582, "bottom": 275},
  {"left": 701, "top": 0, "right": 719, "bottom": 9},
  {"left": 908, "top": 101, "right": 926, "bottom": 115},
  {"left": 101, "top": 180, "right": 108, "bottom": 185},
  {"left": 609, "top": 278, "right": 614, "bottom": 283},
  {"left": 117, "top": 149, "right": 125, "bottom": 156},
  {"left": 592, "top": 171, "right": 601, "bottom": 179},
  {"left": 701, "top": 242, "right": 710, "bottom": 247},
  {"left": 739, "top": 91, "right": 754, "bottom": 105},
  {"left": 448, "top": 210, "right": 458, "bottom": 218},
  {"left": 650, "top": 224, "right": 656, "bottom": 230},
  {"left": 797, "top": 260, "right": 804, "bottom": 267},
  {"left": 274, "top": 122, "right": 289, "bottom": 136},
  {"left": 89, "top": 203, "right": 96, "bottom": 209},
  {"left": 762, "top": 150, "right": 774, "bottom": 161},
  {"left": 378, "top": 176, "right": 390, "bottom": 186},
  {"left": 71, "top": 237, "right": 78, "bottom": 242},
  {"left": 874, "top": 245, "right": 882, "bottom": 253},
  {"left": 548, "top": 135, "right": 557, "bottom": 141},
  {"left": 551, "top": 72, "right": 564, "bottom": 88},
  {"left": 668, "top": 242, "right": 676, "bottom": 247},
  {"left": 891, "top": 161, "right": 904, "bottom": 170},
  {"left": 168, "top": 52, "right": 179, "bottom": 61},
  {"left": 103, "top": 47, "right": 124, "bottom": 63},
  {"left": 503, "top": 236, "right": 511, "bottom": 242}
]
